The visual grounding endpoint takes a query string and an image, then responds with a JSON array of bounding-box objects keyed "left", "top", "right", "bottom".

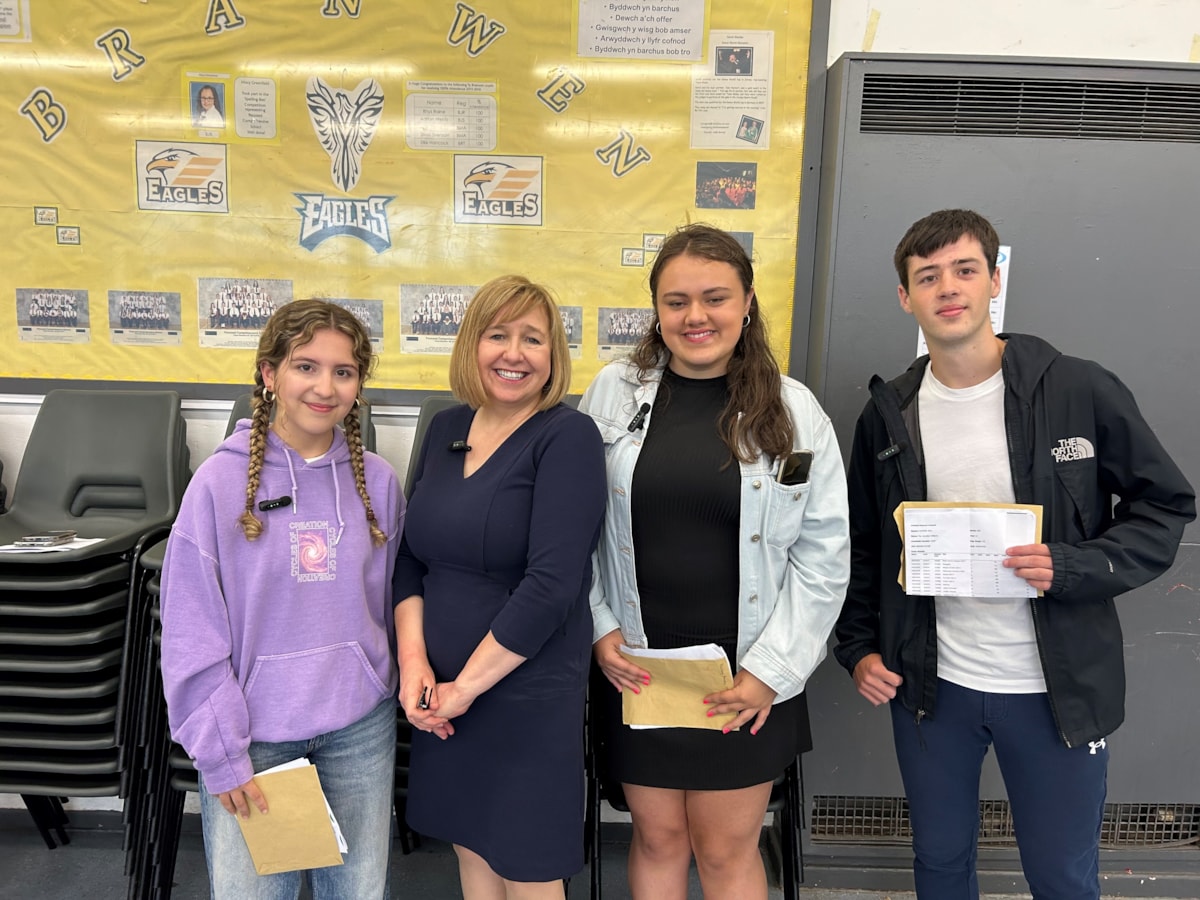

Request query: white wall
[{"left": 829, "top": 0, "right": 1200, "bottom": 67}]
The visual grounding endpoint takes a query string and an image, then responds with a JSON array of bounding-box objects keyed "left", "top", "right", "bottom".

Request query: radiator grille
[
  {"left": 860, "top": 73, "right": 1200, "bottom": 143},
  {"left": 811, "top": 796, "right": 1200, "bottom": 848}
]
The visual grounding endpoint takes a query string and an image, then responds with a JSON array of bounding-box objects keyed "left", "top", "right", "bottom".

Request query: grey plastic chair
[
  {"left": 403, "top": 394, "right": 460, "bottom": 498},
  {"left": 0, "top": 390, "right": 189, "bottom": 560}
]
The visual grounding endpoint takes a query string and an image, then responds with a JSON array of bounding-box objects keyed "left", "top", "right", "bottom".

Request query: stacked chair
[
  {"left": 122, "top": 537, "right": 196, "bottom": 900},
  {"left": 0, "top": 390, "right": 189, "bottom": 850}
]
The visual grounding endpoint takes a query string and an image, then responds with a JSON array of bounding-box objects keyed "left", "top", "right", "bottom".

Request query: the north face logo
[{"left": 1051, "top": 437, "right": 1095, "bottom": 463}]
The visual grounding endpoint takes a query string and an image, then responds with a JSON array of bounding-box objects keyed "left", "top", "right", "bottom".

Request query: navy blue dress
[{"left": 393, "top": 403, "right": 606, "bottom": 882}]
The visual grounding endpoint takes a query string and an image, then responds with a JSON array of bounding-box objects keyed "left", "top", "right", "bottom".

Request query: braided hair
[{"left": 237, "top": 299, "right": 384, "bottom": 546}]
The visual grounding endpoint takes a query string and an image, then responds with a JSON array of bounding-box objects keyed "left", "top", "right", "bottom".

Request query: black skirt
[{"left": 593, "top": 661, "right": 812, "bottom": 792}]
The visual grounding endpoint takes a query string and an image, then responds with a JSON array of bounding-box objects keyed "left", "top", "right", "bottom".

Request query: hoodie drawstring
[
  {"left": 275, "top": 439, "right": 345, "bottom": 545},
  {"left": 281, "top": 449, "right": 300, "bottom": 514},
  {"left": 330, "top": 459, "right": 345, "bottom": 545}
]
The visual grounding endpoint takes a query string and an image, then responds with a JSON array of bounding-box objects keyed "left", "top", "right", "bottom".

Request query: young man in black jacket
[{"left": 834, "top": 209, "right": 1195, "bottom": 900}]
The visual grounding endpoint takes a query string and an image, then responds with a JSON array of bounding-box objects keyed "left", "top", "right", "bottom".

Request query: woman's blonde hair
[
  {"left": 238, "top": 299, "right": 386, "bottom": 546},
  {"left": 448, "top": 275, "right": 571, "bottom": 411}
]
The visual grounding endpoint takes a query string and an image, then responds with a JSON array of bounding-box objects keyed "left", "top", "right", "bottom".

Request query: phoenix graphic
[{"left": 305, "top": 77, "right": 384, "bottom": 193}]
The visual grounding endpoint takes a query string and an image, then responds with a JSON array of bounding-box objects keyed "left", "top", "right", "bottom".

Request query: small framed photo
[
  {"left": 735, "top": 115, "right": 764, "bottom": 145},
  {"left": 56, "top": 226, "right": 81, "bottom": 245},
  {"left": 642, "top": 233, "right": 665, "bottom": 252},
  {"left": 34, "top": 206, "right": 59, "bottom": 226},
  {"left": 621, "top": 247, "right": 645, "bottom": 267}
]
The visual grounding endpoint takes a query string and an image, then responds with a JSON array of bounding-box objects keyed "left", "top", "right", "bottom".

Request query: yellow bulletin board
[{"left": 1, "top": 0, "right": 812, "bottom": 392}]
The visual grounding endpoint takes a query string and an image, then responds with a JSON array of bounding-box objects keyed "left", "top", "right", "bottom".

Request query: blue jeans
[
  {"left": 891, "top": 680, "right": 1107, "bottom": 900},
  {"left": 199, "top": 696, "right": 396, "bottom": 900}
]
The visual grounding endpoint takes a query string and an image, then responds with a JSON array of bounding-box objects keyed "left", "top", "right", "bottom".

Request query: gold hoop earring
[
  {"left": 262, "top": 388, "right": 275, "bottom": 404},
  {"left": 354, "top": 396, "right": 362, "bottom": 408}
]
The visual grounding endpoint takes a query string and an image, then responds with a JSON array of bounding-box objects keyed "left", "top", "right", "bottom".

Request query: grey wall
[{"left": 800, "top": 54, "right": 1200, "bottom": 819}]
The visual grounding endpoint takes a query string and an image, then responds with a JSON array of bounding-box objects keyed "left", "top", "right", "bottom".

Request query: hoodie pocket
[{"left": 243, "top": 642, "right": 389, "bottom": 740}]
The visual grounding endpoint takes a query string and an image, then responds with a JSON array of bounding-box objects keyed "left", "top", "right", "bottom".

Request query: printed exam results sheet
[{"left": 898, "top": 501, "right": 1043, "bottom": 598}]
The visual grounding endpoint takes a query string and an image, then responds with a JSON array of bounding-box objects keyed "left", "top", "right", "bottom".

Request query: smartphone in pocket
[{"left": 776, "top": 450, "right": 813, "bottom": 486}]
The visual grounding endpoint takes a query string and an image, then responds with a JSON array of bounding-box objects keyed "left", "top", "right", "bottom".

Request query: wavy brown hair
[
  {"left": 238, "top": 299, "right": 386, "bottom": 546},
  {"left": 631, "top": 224, "right": 793, "bottom": 464}
]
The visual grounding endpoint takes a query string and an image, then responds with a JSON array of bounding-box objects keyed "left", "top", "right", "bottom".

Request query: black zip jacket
[{"left": 834, "top": 333, "right": 1195, "bottom": 747}]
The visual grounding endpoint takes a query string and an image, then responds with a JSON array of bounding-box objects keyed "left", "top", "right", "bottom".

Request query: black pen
[{"left": 417, "top": 686, "right": 430, "bottom": 710}]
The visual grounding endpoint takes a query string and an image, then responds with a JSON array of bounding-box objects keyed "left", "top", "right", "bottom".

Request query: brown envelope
[
  {"left": 619, "top": 652, "right": 737, "bottom": 730},
  {"left": 234, "top": 764, "right": 344, "bottom": 875}
]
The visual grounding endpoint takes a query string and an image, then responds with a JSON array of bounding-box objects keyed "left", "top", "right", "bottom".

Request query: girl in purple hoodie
[{"left": 161, "top": 299, "right": 403, "bottom": 899}]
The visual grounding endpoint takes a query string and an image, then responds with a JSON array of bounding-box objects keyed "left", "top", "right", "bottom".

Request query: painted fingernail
[
  {"left": 706, "top": 709, "right": 714, "bottom": 717},
  {"left": 722, "top": 727, "right": 730, "bottom": 734},
  {"left": 642, "top": 677, "right": 650, "bottom": 685}
]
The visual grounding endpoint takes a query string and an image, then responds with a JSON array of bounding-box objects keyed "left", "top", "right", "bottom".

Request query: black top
[{"left": 632, "top": 368, "right": 740, "bottom": 649}]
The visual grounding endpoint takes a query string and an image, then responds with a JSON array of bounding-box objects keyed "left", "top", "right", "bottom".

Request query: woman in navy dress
[{"left": 393, "top": 275, "right": 606, "bottom": 898}]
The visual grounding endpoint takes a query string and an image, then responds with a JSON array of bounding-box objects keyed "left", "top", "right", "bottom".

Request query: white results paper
[{"left": 903, "top": 505, "right": 1038, "bottom": 598}]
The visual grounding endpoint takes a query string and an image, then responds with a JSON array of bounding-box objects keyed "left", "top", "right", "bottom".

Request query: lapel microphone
[
  {"left": 448, "top": 440, "right": 472, "bottom": 452},
  {"left": 257, "top": 496, "right": 292, "bottom": 511},
  {"left": 627, "top": 403, "right": 651, "bottom": 432}
]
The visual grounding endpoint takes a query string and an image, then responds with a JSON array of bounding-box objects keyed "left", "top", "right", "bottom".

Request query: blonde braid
[
  {"left": 237, "top": 391, "right": 272, "bottom": 540},
  {"left": 344, "top": 406, "right": 386, "bottom": 547}
]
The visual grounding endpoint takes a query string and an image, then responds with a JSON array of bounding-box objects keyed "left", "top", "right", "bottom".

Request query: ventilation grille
[
  {"left": 811, "top": 796, "right": 1200, "bottom": 848},
  {"left": 860, "top": 73, "right": 1200, "bottom": 143}
]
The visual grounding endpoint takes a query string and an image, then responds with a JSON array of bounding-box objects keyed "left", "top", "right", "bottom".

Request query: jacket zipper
[{"left": 1002, "top": 366, "right": 1072, "bottom": 749}]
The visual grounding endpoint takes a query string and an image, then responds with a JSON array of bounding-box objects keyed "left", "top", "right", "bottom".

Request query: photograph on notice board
[
  {"left": 198, "top": 277, "right": 293, "bottom": 349},
  {"left": 328, "top": 298, "right": 385, "bottom": 350},
  {"left": 715, "top": 46, "right": 754, "bottom": 76},
  {"left": 191, "top": 81, "right": 227, "bottom": 131},
  {"left": 735, "top": 115, "right": 764, "bottom": 144},
  {"left": 16, "top": 287, "right": 90, "bottom": 344},
  {"left": 108, "top": 290, "right": 182, "bottom": 346},
  {"left": 400, "top": 283, "right": 478, "bottom": 355},
  {"left": 597, "top": 307, "right": 655, "bottom": 361},
  {"left": 559, "top": 305, "right": 583, "bottom": 359},
  {"left": 695, "top": 162, "right": 758, "bottom": 210}
]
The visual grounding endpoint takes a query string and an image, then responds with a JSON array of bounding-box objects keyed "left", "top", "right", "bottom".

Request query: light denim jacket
[{"left": 578, "top": 362, "right": 851, "bottom": 703}]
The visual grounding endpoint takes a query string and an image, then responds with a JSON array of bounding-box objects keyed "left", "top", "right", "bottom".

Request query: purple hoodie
[{"left": 161, "top": 420, "right": 403, "bottom": 794}]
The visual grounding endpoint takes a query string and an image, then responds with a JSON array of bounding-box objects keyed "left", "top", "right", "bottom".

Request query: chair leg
[
  {"left": 21, "top": 795, "right": 70, "bottom": 849},
  {"left": 796, "top": 755, "right": 806, "bottom": 884},
  {"left": 587, "top": 767, "right": 603, "bottom": 900}
]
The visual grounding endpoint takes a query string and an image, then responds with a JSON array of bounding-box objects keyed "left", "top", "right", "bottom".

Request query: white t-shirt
[{"left": 919, "top": 366, "right": 1046, "bottom": 693}]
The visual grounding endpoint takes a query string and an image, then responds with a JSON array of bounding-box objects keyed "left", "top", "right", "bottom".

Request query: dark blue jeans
[{"left": 891, "top": 679, "right": 1108, "bottom": 900}]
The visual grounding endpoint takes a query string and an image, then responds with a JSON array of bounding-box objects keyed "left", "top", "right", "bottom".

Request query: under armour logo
[{"left": 1088, "top": 738, "right": 1107, "bottom": 755}]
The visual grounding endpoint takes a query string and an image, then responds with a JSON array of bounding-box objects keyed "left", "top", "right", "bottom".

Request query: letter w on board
[{"left": 447, "top": 2, "right": 506, "bottom": 57}]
